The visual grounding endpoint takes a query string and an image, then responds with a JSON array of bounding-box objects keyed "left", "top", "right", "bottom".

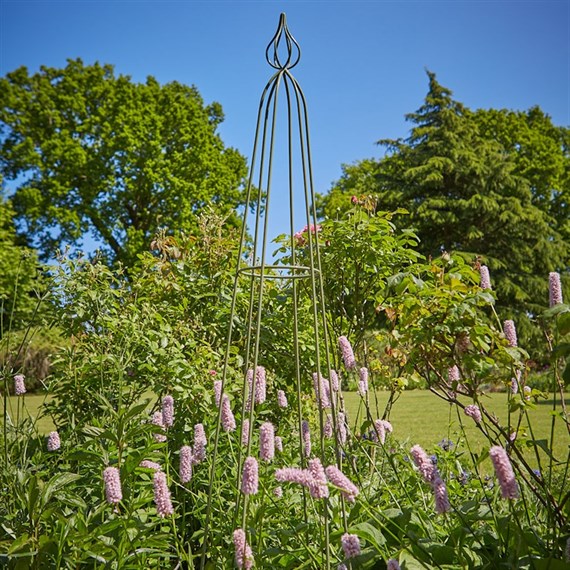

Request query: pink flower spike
[
  {"left": 213, "top": 380, "right": 222, "bottom": 407},
  {"left": 307, "top": 458, "right": 329, "bottom": 499},
  {"left": 523, "top": 385, "right": 532, "bottom": 400},
  {"left": 260, "top": 422, "right": 275, "bottom": 462},
  {"left": 479, "top": 265, "right": 492, "bottom": 290},
  {"left": 241, "top": 419, "right": 250, "bottom": 446},
  {"left": 338, "top": 336, "right": 356, "bottom": 370},
  {"left": 358, "top": 367, "right": 368, "bottom": 396},
  {"left": 221, "top": 394, "right": 236, "bottom": 432},
  {"left": 179, "top": 445, "right": 193, "bottom": 484},
  {"left": 275, "top": 466, "right": 314, "bottom": 488},
  {"left": 246, "top": 366, "right": 266, "bottom": 410},
  {"left": 275, "top": 435, "right": 283, "bottom": 452},
  {"left": 254, "top": 366, "right": 266, "bottom": 404},
  {"left": 139, "top": 460, "right": 161, "bottom": 471},
  {"left": 373, "top": 419, "right": 386, "bottom": 444},
  {"left": 341, "top": 533, "right": 361, "bottom": 559},
  {"left": 47, "top": 431, "right": 61, "bottom": 451},
  {"left": 432, "top": 474, "right": 451, "bottom": 514},
  {"left": 324, "top": 414, "right": 333, "bottom": 438},
  {"left": 161, "top": 395, "right": 174, "bottom": 428},
  {"left": 511, "top": 369, "right": 521, "bottom": 394},
  {"left": 13, "top": 374, "right": 26, "bottom": 396},
  {"left": 274, "top": 486, "right": 283, "bottom": 498},
  {"left": 549, "top": 272, "right": 563, "bottom": 307},
  {"left": 193, "top": 423, "right": 207, "bottom": 462},
  {"left": 153, "top": 471, "right": 174, "bottom": 517},
  {"left": 387, "top": 559, "right": 401, "bottom": 570},
  {"left": 489, "top": 445, "right": 519, "bottom": 499},
  {"left": 103, "top": 466, "right": 122, "bottom": 504},
  {"left": 325, "top": 464, "right": 359, "bottom": 502},
  {"left": 302, "top": 420, "right": 311, "bottom": 457},
  {"left": 151, "top": 411, "right": 166, "bottom": 443},
  {"left": 313, "top": 372, "right": 331, "bottom": 409},
  {"left": 464, "top": 404, "right": 482, "bottom": 424},
  {"left": 330, "top": 369, "right": 340, "bottom": 392},
  {"left": 241, "top": 456, "right": 259, "bottom": 495},
  {"left": 448, "top": 365, "right": 460, "bottom": 383},
  {"left": 410, "top": 444, "right": 435, "bottom": 483},
  {"left": 337, "top": 412, "right": 347, "bottom": 445},
  {"left": 277, "top": 389, "right": 288, "bottom": 408},
  {"left": 233, "top": 528, "right": 254, "bottom": 569},
  {"left": 503, "top": 320, "right": 518, "bottom": 347}
]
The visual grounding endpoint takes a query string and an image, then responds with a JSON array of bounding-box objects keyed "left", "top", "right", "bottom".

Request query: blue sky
[{"left": 1, "top": 0, "right": 568, "bottom": 248}]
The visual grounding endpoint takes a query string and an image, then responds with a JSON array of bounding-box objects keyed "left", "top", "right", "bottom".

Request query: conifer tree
[{"left": 320, "top": 71, "right": 569, "bottom": 354}]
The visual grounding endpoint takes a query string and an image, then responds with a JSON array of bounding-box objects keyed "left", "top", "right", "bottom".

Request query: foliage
[
  {"left": 0, "top": 195, "right": 48, "bottom": 338},
  {"left": 319, "top": 71, "right": 570, "bottom": 359},
  {"left": 45, "top": 209, "right": 244, "bottom": 428},
  {"left": 273, "top": 204, "right": 421, "bottom": 391},
  {"left": 0, "top": 59, "right": 249, "bottom": 267},
  {"left": 1, "top": 206, "right": 568, "bottom": 568}
]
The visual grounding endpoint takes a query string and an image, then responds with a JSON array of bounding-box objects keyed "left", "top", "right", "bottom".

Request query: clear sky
[{"left": 0, "top": 0, "right": 568, "bottom": 248}]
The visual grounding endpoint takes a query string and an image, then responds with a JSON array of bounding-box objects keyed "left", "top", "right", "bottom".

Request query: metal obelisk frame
[{"left": 201, "top": 13, "right": 344, "bottom": 568}]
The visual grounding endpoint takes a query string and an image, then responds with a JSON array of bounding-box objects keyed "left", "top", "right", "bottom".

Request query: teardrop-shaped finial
[{"left": 265, "top": 13, "right": 301, "bottom": 70}]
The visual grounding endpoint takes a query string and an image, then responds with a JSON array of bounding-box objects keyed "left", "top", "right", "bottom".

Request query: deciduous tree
[{"left": 0, "top": 59, "right": 248, "bottom": 266}]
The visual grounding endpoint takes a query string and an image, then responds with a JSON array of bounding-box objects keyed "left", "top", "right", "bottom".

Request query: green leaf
[
  {"left": 351, "top": 521, "right": 387, "bottom": 550},
  {"left": 41, "top": 472, "right": 82, "bottom": 507}
]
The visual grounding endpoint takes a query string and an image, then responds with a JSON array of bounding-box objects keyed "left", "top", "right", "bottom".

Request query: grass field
[
  {"left": 4, "top": 390, "right": 569, "bottom": 465},
  {"left": 343, "top": 390, "right": 570, "bottom": 464}
]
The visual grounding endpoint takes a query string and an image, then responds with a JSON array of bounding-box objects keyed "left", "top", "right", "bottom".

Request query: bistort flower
[
  {"left": 259, "top": 422, "right": 275, "bottom": 462},
  {"left": 464, "top": 404, "right": 482, "bottom": 424},
  {"left": 221, "top": 394, "right": 236, "bottom": 432},
  {"left": 162, "top": 395, "right": 174, "bottom": 428},
  {"left": 277, "top": 389, "right": 288, "bottom": 408},
  {"left": 432, "top": 473, "right": 451, "bottom": 514},
  {"left": 358, "top": 367, "right": 368, "bottom": 397},
  {"left": 193, "top": 423, "right": 207, "bottom": 462},
  {"left": 325, "top": 464, "right": 359, "bottom": 502},
  {"left": 549, "top": 271, "right": 563, "bottom": 307},
  {"left": 14, "top": 374, "right": 26, "bottom": 396},
  {"left": 307, "top": 458, "right": 329, "bottom": 499},
  {"left": 341, "top": 533, "right": 361, "bottom": 559},
  {"left": 103, "top": 466, "right": 122, "bottom": 504},
  {"left": 233, "top": 528, "right": 254, "bottom": 569},
  {"left": 479, "top": 265, "right": 492, "bottom": 290},
  {"left": 241, "top": 456, "right": 259, "bottom": 495},
  {"left": 489, "top": 445, "right": 519, "bottom": 499},
  {"left": 151, "top": 411, "right": 166, "bottom": 443},
  {"left": 153, "top": 471, "right": 174, "bottom": 517},
  {"left": 179, "top": 445, "right": 193, "bottom": 483},
  {"left": 213, "top": 380, "right": 222, "bottom": 407},
  {"left": 47, "top": 431, "right": 61, "bottom": 451},
  {"left": 338, "top": 336, "right": 356, "bottom": 370},
  {"left": 387, "top": 559, "right": 401, "bottom": 570},
  {"left": 139, "top": 460, "right": 161, "bottom": 471},
  {"left": 302, "top": 420, "right": 311, "bottom": 457},
  {"left": 410, "top": 444, "right": 435, "bottom": 482},
  {"left": 504, "top": 320, "right": 518, "bottom": 347}
]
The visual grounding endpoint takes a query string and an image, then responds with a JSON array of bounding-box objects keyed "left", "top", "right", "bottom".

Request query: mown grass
[
  {"left": 343, "top": 390, "right": 570, "bottom": 464},
  {"left": 3, "top": 393, "right": 55, "bottom": 434},
  {"left": 4, "top": 390, "right": 569, "bottom": 466}
]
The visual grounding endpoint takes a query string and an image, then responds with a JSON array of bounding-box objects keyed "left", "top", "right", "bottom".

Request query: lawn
[
  {"left": 343, "top": 389, "right": 569, "bottom": 463},
  {"left": 4, "top": 389, "right": 569, "bottom": 465}
]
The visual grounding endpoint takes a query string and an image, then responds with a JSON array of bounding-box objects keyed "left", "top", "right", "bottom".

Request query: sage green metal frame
[{"left": 201, "top": 13, "right": 344, "bottom": 568}]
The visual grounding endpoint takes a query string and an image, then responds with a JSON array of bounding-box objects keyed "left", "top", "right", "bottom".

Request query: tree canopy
[
  {"left": 0, "top": 189, "right": 46, "bottom": 336},
  {"left": 319, "top": 71, "right": 569, "bottom": 351},
  {"left": 0, "top": 59, "right": 248, "bottom": 266}
]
